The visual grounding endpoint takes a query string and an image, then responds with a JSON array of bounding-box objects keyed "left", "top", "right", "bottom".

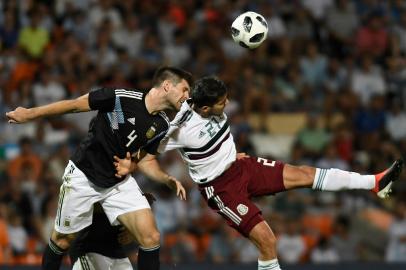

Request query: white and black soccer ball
[{"left": 231, "top": 11, "right": 268, "bottom": 49}]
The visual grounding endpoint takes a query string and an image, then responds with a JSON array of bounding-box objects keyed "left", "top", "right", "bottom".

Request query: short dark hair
[
  {"left": 152, "top": 66, "right": 193, "bottom": 88},
  {"left": 192, "top": 76, "right": 227, "bottom": 108}
]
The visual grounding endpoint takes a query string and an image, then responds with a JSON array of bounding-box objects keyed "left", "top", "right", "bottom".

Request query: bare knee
[
  {"left": 249, "top": 221, "right": 277, "bottom": 259},
  {"left": 51, "top": 230, "right": 76, "bottom": 250},
  {"left": 256, "top": 230, "right": 277, "bottom": 254},
  {"left": 138, "top": 230, "right": 160, "bottom": 248}
]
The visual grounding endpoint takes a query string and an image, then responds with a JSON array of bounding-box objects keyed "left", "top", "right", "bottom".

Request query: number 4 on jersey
[
  {"left": 257, "top": 157, "right": 275, "bottom": 167},
  {"left": 126, "top": 130, "right": 137, "bottom": 147}
]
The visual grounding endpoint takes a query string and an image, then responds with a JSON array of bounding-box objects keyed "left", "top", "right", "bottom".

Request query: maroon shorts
[{"left": 198, "top": 157, "right": 285, "bottom": 237}]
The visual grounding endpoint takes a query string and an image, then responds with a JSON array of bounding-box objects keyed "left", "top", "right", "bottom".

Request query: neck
[{"left": 145, "top": 88, "right": 168, "bottom": 115}]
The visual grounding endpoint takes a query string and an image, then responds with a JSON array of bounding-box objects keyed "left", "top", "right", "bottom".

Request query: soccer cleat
[{"left": 373, "top": 159, "right": 403, "bottom": 198}]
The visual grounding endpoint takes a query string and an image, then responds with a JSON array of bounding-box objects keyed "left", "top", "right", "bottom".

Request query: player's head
[
  {"left": 153, "top": 66, "right": 193, "bottom": 111},
  {"left": 191, "top": 76, "right": 229, "bottom": 117}
]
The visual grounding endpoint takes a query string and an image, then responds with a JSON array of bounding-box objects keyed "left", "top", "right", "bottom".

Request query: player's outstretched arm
[
  {"left": 137, "top": 153, "right": 187, "bottom": 200},
  {"left": 6, "top": 94, "right": 91, "bottom": 124}
]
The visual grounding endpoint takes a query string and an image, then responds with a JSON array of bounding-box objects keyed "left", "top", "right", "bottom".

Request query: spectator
[
  {"left": 300, "top": 42, "right": 328, "bottom": 88},
  {"left": 7, "top": 137, "right": 42, "bottom": 184},
  {"left": 391, "top": 8, "right": 406, "bottom": 54},
  {"left": 0, "top": 10, "right": 20, "bottom": 49},
  {"left": 88, "top": 0, "right": 122, "bottom": 30},
  {"left": 18, "top": 9, "right": 49, "bottom": 59},
  {"left": 296, "top": 113, "right": 331, "bottom": 158},
  {"left": 386, "top": 199, "right": 406, "bottom": 262},
  {"left": 386, "top": 100, "right": 406, "bottom": 141},
  {"left": 32, "top": 69, "right": 66, "bottom": 107},
  {"left": 277, "top": 217, "right": 306, "bottom": 263},
  {"left": 7, "top": 211, "right": 27, "bottom": 256},
  {"left": 326, "top": 0, "right": 358, "bottom": 57},
  {"left": 330, "top": 215, "right": 360, "bottom": 261},
  {"left": 351, "top": 54, "right": 386, "bottom": 105},
  {"left": 310, "top": 236, "right": 339, "bottom": 263},
  {"left": 355, "top": 12, "right": 388, "bottom": 58}
]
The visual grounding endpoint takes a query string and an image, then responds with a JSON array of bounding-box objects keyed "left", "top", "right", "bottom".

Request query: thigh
[
  {"left": 200, "top": 185, "right": 263, "bottom": 237},
  {"left": 55, "top": 161, "right": 99, "bottom": 234},
  {"left": 101, "top": 176, "right": 150, "bottom": 226},
  {"left": 245, "top": 157, "right": 286, "bottom": 196},
  {"left": 116, "top": 208, "right": 158, "bottom": 243}
]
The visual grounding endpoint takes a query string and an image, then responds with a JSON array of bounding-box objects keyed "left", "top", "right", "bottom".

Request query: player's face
[
  {"left": 208, "top": 94, "right": 229, "bottom": 116},
  {"left": 167, "top": 79, "right": 190, "bottom": 111}
]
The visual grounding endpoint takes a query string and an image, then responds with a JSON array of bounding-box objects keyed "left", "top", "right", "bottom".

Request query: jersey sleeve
[
  {"left": 157, "top": 102, "right": 192, "bottom": 153},
  {"left": 88, "top": 88, "right": 116, "bottom": 112},
  {"left": 144, "top": 132, "right": 166, "bottom": 155},
  {"left": 157, "top": 127, "right": 184, "bottom": 153}
]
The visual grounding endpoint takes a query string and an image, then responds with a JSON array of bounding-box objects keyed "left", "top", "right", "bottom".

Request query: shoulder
[
  {"left": 114, "top": 88, "right": 144, "bottom": 100},
  {"left": 158, "top": 111, "right": 170, "bottom": 126}
]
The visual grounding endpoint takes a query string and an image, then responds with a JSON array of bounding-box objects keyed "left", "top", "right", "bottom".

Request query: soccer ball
[{"left": 231, "top": 11, "right": 268, "bottom": 49}]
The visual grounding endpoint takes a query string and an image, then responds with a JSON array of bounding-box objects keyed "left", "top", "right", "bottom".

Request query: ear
[
  {"left": 162, "top": 80, "right": 171, "bottom": 92},
  {"left": 200, "top": 106, "right": 211, "bottom": 116}
]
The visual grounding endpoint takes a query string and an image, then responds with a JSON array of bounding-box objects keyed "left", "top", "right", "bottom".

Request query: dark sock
[
  {"left": 42, "top": 239, "right": 67, "bottom": 270},
  {"left": 138, "top": 245, "right": 160, "bottom": 270}
]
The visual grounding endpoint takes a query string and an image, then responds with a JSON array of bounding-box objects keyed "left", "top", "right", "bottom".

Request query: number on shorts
[
  {"left": 126, "top": 130, "right": 138, "bottom": 147},
  {"left": 257, "top": 157, "right": 275, "bottom": 167}
]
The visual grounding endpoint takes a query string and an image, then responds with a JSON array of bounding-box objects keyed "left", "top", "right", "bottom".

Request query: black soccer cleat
[{"left": 373, "top": 159, "right": 404, "bottom": 198}]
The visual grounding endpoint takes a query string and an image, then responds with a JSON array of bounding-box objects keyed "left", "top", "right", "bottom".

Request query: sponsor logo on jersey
[
  {"left": 237, "top": 204, "right": 249, "bottom": 216},
  {"left": 127, "top": 117, "right": 135, "bottom": 125},
  {"left": 198, "top": 131, "right": 206, "bottom": 138},
  {"left": 146, "top": 126, "right": 157, "bottom": 139}
]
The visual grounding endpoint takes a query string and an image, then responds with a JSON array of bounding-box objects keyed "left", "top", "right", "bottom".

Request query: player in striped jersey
[
  {"left": 115, "top": 76, "right": 403, "bottom": 270},
  {"left": 6, "top": 66, "right": 192, "bottom": 270}
]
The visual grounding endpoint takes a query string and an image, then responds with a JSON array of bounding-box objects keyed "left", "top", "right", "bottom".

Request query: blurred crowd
[{"left": 1, "top": 0, "right": 406, "bottom": 266}]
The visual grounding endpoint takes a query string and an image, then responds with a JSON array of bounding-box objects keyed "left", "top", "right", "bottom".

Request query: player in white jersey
[{"left": 115, "top": 77, "right": 403, "bottom": 270}]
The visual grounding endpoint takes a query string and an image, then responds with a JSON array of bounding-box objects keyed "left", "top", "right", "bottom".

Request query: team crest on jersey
[
  {"left": 64, "top": 218, "right": 71, "bottom": 227},
  {"left": 237, "top": 204, "right": 249, "bottom": 216},
  {"left": 146, "top": 126, "right": 156, "bottom": 139}
]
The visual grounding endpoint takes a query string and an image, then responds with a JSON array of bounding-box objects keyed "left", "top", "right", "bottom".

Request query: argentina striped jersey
[{"left": 158, "top": 102, "right": 236, "bottom": 184}]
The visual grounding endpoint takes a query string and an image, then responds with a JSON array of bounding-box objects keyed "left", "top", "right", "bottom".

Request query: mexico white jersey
[{"left": 158, "top": 102, "right": 236, "bottom": 184}]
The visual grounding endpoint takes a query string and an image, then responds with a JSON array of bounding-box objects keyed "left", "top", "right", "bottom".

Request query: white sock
[
  {"left": 258, "top": 258, "right": 281, "bottom": 270},
  {"left": 312, "top": 168, "right": 375, "bottom": 191}
]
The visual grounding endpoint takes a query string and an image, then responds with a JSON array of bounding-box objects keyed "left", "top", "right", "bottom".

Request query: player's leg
[
  {"left": 43, "top": 161, "right": 99, "bottom": 270},
  {"left": 248, "top": 220, "right": 282, "bottom": 270},
  {"left": 118, "top": 209, "right": 160, "bottom": 270},
  {"left": 43, "top": 229, "right": 77, "bottom": 270},
  {"left": 283, "top": 159, "right": 403, "bottom": 197},
  {"left": 199, "top": 178, "right": 282, "bottom": 270},
  {"left": 102, "top": 176, "right": 160, "bottom": 270}
]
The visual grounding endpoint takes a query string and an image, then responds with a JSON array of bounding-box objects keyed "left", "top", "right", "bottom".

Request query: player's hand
[
  {"left": 117, "top": 226, "right": 134, "bottom": 245},
  {"left": 237, "top": 152, "right": 250, "bottom": 160},
  {"left": 166, "top": 176, "right": 187, "bottom": 200},
  {"left": 6, "top": 107, "right": 32, "bottom": 124},
  {"left": 113, "top": 152, "right": 134, "bottom": 178}
]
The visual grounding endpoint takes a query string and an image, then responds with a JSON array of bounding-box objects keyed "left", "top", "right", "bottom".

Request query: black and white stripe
[
  {"left": 115, "top": 89, "right": 143, "bottom": 100},
  {"left": 183, "top": 122, "right": 230, "bottom": 160},
  {"left": 79, "top": 256, "right": 91, "bottom": 270},
  {"left": 158, "top": 111, "right": 170, "bottom": 126}
]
